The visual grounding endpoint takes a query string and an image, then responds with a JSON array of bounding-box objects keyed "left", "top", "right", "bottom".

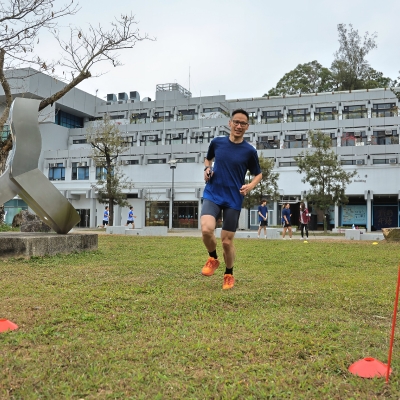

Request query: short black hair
[
  {"left": 231, "top": 108, "right": 249, "bottom": 121},
  {"left": 261, "top": 199, "right": 267, "bottom": 204}
]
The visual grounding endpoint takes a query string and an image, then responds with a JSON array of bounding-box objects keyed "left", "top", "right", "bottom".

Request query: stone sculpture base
[
  {"left": 382, "top": 228, "right": 400, "bottom": 242},
  {"left": 0, "top": 232, "right": 98, "bottom": 258}
]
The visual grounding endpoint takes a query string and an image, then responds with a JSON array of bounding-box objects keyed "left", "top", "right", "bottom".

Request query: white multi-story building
[{"left": 1, "top": 69, "right": 400, "bottom": 231}]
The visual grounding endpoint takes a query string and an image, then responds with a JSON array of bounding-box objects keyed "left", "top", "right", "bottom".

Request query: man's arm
[{"left": 239, "top": 172, "right": 262, "bottom": 196}]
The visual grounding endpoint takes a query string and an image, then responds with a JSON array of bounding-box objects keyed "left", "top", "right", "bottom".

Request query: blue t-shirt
[
  {"left": 258, "top": 205, "right": 268, "bottom": 222},
  {"left": 282, "top": 208, "right": 291, "bottom": 224},
  {"left": 203, "top": 136, "right": 261, "bottom": 211},
  {"left": 103, "top": 210, "right": 109, "bottom": 222},
  {"left": 128, "top": 210, "right": 134, "bottom": 221}
]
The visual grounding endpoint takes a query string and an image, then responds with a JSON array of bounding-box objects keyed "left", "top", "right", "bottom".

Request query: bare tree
[
  {"left": 87, "top": 115, "right": 134, "bottom": 226},
  {"left": 0, "top": 0, "right": 152, "bottom": 221},
  {"left": 0, "top": 0, "right": 151, "bottom": 150}
]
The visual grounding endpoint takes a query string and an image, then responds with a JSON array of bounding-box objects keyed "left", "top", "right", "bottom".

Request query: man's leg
[
  {"left": 221, "top": 229, "right": 235, "bottom": 290},
  {"left": 257, "top": 223, "right": 261, "bottom": 238},
  {"left": 264, "top": 226, "right": 267, "bottom": 238},
  {"left": 200, "top": 214, "right": 220, "bottom": 276},
  {"left": 282, "top": 226, "right": 286, "bottom": 239}
]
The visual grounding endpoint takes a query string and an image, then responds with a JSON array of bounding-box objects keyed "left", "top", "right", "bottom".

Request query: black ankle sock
[
  {"left": 209, "top": 250, "right": 217, "bottom": 259},
  {"left": 225, "top": 267, "right": 233, "bottom": 275}
]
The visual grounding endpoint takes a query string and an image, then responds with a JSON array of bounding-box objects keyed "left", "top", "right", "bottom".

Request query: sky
[{"left": 45, "top": 0, "right": 400, "bottom": 101}]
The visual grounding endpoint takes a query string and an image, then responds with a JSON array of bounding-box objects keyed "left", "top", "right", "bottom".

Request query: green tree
[
  {"left": 243, "top": 155, "right": 280, "bottom": 227},
  {"left": 294, "top": 130, "right": 356, "bottom": 232},
  {"left": 87, "top": 116, "right": 134, "bottom": 226},
  {"left": 264, "top": 61, "right": 335, "bottom": 96},
  {"left": 330, "top": 23, "right": 392, "bottom": 90}
]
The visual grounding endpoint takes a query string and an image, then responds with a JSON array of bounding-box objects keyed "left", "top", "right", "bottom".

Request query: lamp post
[{"left": 168, "top": 159, "right": 177, "bottom": 229}]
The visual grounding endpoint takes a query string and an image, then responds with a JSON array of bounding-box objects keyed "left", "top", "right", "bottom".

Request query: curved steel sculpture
[{"left": 0, "top": 98, "right": 80, "bottom": 234}]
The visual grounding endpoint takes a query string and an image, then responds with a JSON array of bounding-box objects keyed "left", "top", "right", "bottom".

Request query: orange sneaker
[
  {"left": 201, "top": 257, "right": 220, "bottom": 276},
  {"left": 223, "top": 274, "right": 235, "bottom": 290}
]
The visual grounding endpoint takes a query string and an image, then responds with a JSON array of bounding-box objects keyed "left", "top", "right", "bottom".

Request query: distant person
[
  {"left": 201, "top": 108, "right": 262, "bottom": 290},
  {"left": 100, "top": 206, "right": 109, "bottom": 228},
  {"left": 299, "top": 202, "right": 310, "bottom": 239},
  {"left": 125, "top": 206, "right": 136, "bottom": 228},
  {"left": 282, "top": 203, "right": 292, "bottom": 239},
  {"left": 257, "top": 199, "right": 268, "bottom": 239}
]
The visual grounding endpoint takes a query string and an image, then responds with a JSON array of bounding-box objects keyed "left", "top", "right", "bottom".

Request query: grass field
[{"left": 1, "top": 235, "right": 400, "bottom": 399}]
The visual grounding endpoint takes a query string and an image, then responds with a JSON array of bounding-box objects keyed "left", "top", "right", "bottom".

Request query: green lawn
[{"left": 1, "top": 236, "right": 400, "bottom": 399}]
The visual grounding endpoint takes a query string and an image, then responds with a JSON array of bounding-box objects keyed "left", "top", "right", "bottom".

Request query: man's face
[{"left": 229, "top": 113, "right": 249, "bottom": 139}]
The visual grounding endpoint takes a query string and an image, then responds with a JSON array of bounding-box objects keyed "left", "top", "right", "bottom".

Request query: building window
[
  {"left": 372, "top": 103, "right": 397, "bottom": 118},
  {"left": 176, "top": 157, "right": 196, "bottom": 163},
  {"left": 55, "top": 110, "right": 83, "bottom": 128},
  {"left": 153, "top": 111, "right": 171, "bottom": 122},
  {"left": 340, "top": 159, "right": 362, "bottom": 165},
  {"left": 287, "top": 109, "right": 310, "bottom": 122},
  {"left": 372, "top": 158, "right": 397, "bottom": 165},
  {"left": 341, "top": 131, "right": 367, "bottom": 147},
  {"left": 148, "top": 159, "right": 167, "bottom": 164},
  {"left": 131, "top": 113, "right": 150, "bottom": 124},
  {"left": 248, "top": 111, "right": 257, "bottom": 125},
  {"left": 257, "top": 136, "right": 279, "bottom": 149},
  {"left": 371, "top": 130, "right": 399, "bottom": 145},
  {"left": 177, "top": 109, "right": 197, "bottom": 121},
  {"left": 72, "top": 162, "right": 89, "bottom": 180},
  {"left": 96, "top": 167, "right": 108, "bottom": 180},
  {"left": 202, "top": 107, "right": 229, "bottom": 117},
  {"left": 145, "top": 201, "right": 198, "bottom": 228},
  {"left": 49, "top": 163, "right": 65, "bottom": 181},
  {"left": 342, "top": 105, "right": 367, "bottom": 119},
  {"left": 278, "top": 161, "right": 298, "bottom": 167},
  {"left": 72, "top": 139, "right": 87, "bottom": 144},
  {"left": 1, "top": 124, "right": 10, "bottom": 141},
  {"left": 283, "top": 134, "right": 307, "bottom": 149},
  {"left": 314, "top": 107, "right": 337, "bottom": 121},
  {"left": 110, "top": 115, "right": 125, "bottom": 120},
  {"left": 166, "top": 132, "right": 187, "bottom": 145},
  {"left": 191, "top": 131, "right": 213, "bottom": 144},
  {"left": 140, "top": 135, "right": 160, "bottom": 146},
  {"left": 126, "top": 160, "right": 139, "bottom": 165},
  {"left": 261, "top": 110, "right": 283, "bottom": 124}
]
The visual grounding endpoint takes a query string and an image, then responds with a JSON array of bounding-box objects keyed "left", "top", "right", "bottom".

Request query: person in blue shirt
[
  {"left": 200, "top": 109, "right": 262, "bottom": 290},
  {"left": 125, "top": 206, "right": 136, "bottom": 228},
  {"left": 282, "top": 203, "right": 292, "bottom": 239},
  {"left": 100, "top": 206, "right": 109, "bottom": 228},
  {"left": 257, "top": 199, "right": 268, "bottom": 239}
]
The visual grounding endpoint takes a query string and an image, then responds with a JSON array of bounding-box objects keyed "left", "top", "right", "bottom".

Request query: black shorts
[
  {"left": 284, "top": 222, "right": 291, "bottom": 228},
  {"left": 259, "top": 220, "right": 268, "bottom": 227},
  {"left": 201, "top": 199, "right": 240, "bottom": 232},
  {"left": 103, "top": 220, "right": 108, "bottom": 226},
  {"left": 127, "top": 220, "right": 134, "bottom": 225}
]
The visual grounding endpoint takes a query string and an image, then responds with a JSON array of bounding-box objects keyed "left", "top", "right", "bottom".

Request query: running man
[{"left": 201, "top": 108, "right": 262, "bottom": 289}]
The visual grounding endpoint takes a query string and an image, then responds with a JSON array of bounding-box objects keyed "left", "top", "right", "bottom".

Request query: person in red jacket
[{"left": 299, "top": 202, "right": 310, "bottom": 239}]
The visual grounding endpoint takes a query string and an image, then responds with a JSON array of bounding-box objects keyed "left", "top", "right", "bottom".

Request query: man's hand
[
  {"left": 239, "top": 184, "right": 252, "bottom": 196},
  {"left": 204, "top": 169, "right": 213, "bottom": 182}
]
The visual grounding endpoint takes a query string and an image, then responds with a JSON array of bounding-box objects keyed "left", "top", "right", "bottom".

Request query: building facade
[{"left": 1, "top": 69, "right": 400, "bottom": 231}]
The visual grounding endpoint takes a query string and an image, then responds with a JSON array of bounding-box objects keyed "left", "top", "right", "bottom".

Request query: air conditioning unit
[
  {"left": 48, "top": 163, "right": 57, "bottom": 168},
  {"left": 148, "top": 135, "right": 157, "bottom": 141},
  {"left": 123, "top": 160, "right": 129, "bottom": 165},
  {"left": 356, "top": 159, "right": 365, "bottom": 165},
  {"left": 171, "top": 133, "right": 180, "bottom": 139},
  {"left": 268, "top": 137, "right": 275, "bottom": 141},
  {"left": 195, "top": 132, "right": 204, "bottom": 138},
  {"left": 354, "top": 132, "right": 361, "bottom": 137},
  {"left": 142, "top": 97, "right": 151, "bottom": 102},
  {"left": 77, "top": 162, "right": 87, "bottom": 167},
  {"left": 389, "top": 158, "right": 397, "bottom": 164},
  {"left": 295, "top": 134, "right": 302, "bottom": 140},
  {"left": 385, "top": 130, "right": 393, "bottom": 136}
]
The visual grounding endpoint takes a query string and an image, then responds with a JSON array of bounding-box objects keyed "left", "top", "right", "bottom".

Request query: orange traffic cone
[
  {"left": 0, "top": 319, "right": 18, "bottom": 332},
  {"left": 349, "top": 357, "right": 391, "bottom": 378}
]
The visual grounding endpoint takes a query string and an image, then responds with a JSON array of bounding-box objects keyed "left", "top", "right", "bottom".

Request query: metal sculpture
[{"left": 0, "top": 98, "right": 80, "bottom": 234}]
